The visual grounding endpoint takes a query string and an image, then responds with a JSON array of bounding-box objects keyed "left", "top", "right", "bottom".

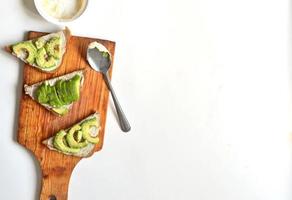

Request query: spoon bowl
[{"left": 87, "top": 42, "right": 111, "bottom": 73}]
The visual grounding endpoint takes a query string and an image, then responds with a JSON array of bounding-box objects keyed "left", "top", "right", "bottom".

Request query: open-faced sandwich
[
  {"left": 43, "top": 113, "right": 100, "bottom": 157},
  {"left": 5, "top": 28, "right": 70, "bottom": 72},
  {"left": 24, "top": 70, "right": 84, "bottom": 116}
]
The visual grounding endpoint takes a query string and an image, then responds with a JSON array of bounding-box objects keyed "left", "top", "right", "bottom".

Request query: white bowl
[{"left": 34, "top": 0, "right": 88, "bottom": 25}]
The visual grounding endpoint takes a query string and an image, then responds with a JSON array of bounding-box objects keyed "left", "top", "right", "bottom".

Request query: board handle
[{"left": 40, "top": 168, "right": 73, "bottom": 200}]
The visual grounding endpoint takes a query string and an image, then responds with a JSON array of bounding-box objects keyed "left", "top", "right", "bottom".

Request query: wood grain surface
[{"left": 17, "top": 31, "right": 115, "bottom": 200}]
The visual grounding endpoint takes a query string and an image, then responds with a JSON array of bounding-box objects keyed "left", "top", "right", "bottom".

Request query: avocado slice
[
  {"left": 76, "top": 130, "right": 83, "bottom": 142},
  {"left": 36, "top": 48, "right": 57, "bottom": 69},
  {"left": 60, "top": 79, "right": 74, "bottom": 103},
  {"left": 35, "top": 82, "right": 49, "bottom": 104},
  {"left": 35, "top": 82, "right": 64, "bottom": 108},
  {"left": 45, "top": 37, "right": 61, "bottom": 59},
  {"left": 34, "top": 38, "right": 45, "bottom": 49},
  {"left": 66, "top": 75, "right": 81, "bottom": 102},
  {"left": 55, "top": 76, "right": 80, "bottom": 105},
  {"left": 48, "top": 86, "right": 63, "bottom": 108},
  {"left": 12, "top": 41, "right": 37, "bottom": 64},
  {"left": 52, "top": 107, "right": 69, "bottom": 115},
  {"left": 81, "top": 118, "right": 99, "bottom": 144},
  {"left": 55, "top": 80, "right": 69, "bottom": 105},
  {"left": 53, "top": 130, "right": 80, "bottom": 153},
  {"left": 66, "top": 125, "right": 88, "bottom": 148}
]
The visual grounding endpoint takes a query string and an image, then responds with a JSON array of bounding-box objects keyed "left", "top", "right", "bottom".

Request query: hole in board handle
[{"left": 49, "top": 195, "right": 57, "bottom": 200}]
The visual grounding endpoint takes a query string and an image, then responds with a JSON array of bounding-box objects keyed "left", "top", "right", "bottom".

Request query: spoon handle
[{"left": 103, "top": 73, "right": 131, "bottom": 132}]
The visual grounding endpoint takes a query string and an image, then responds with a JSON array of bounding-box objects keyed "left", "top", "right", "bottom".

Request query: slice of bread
[
  {"left": 5, "top": 27, "right": 71, "bottom": 72},
  {"left": 24, "top": 70, "right": 84, "bottom": 116},
  {"left": 42, "top": 113, "right": 101, "bottom": 157}
]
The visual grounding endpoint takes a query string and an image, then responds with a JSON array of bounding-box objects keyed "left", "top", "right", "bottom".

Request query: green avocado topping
[
  {"left": 66, "top": 125, "right": 88, "bottom": 148},
  {"left": 45, "top": 37, "right": 61, "bottom": 59},
  {"left": 52, "top": 107, "right": 69, "bottom": 115},
  {"left": 67, "top": 75, "right": 81, "bottom": 102},
  {"left": 34, "top": 38, "right": 45, "bottom": 49},
  {"left": 12, "top": 41, "right": 37, "bottom": 65},
  {"left": 11, "top": 36, "right": 62, "bottom": 70},
  {"left": 35, "top": 47, "right": 57, "bottom": 69},
  {"left": 76, "top": 130, "right": 83, "bottom": 142},
  {"left": 53, "top": 130, "right": 80, "bottom": 153},
  {"left": 51, "top": 116, "right": 100, "bottom": 154},
  {"left": 34, "top": 74, "right": 82, "bottom": 111},
  {"left": 81, "top": 118, "right": 99, "bottom": 144},
  {"left": 35, "top": 82, "right": 50, "bottom": 104}
]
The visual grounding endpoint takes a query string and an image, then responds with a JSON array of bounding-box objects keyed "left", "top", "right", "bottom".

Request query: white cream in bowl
[{"left": 34, "top": 0, "right": 88, "bottom": 24}]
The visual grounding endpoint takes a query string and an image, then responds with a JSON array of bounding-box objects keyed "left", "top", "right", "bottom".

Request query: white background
[{"left": 0, "top": 0, "right": 291, "bottom": 199}]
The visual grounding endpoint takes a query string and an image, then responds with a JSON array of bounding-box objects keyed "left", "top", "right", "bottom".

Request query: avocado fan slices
[
  {"left": 24, "top": 70, "right": 84, "bottom": 116},
  {"left": 6, "top": 28, "right": 70, "bottom": 72},
  {"left": 43, "top": 113, "right": 100, "bottom": 157},
  {"left": 55, "top": 74, "right": 81, "bottom": 105}
]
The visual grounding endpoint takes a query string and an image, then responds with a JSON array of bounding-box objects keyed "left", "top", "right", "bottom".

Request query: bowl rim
[{"left": 34, "top": 0, "right": 88, "bottom": 25}]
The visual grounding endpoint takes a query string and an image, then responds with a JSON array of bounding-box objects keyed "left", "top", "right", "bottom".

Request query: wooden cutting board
[{"left": 17, "top": 31, "right": 115, "bottom": 200}]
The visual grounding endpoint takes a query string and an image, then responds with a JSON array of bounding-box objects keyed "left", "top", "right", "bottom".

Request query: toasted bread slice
[
  {"left": 24, "top": 70, "right": 84, "bottom": 116},
  {"left": 5, "top": 27, "right": 71, "bottom": 72},
  {"left": 43, "top": 113, "right": 100, "bottom": 157}
]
